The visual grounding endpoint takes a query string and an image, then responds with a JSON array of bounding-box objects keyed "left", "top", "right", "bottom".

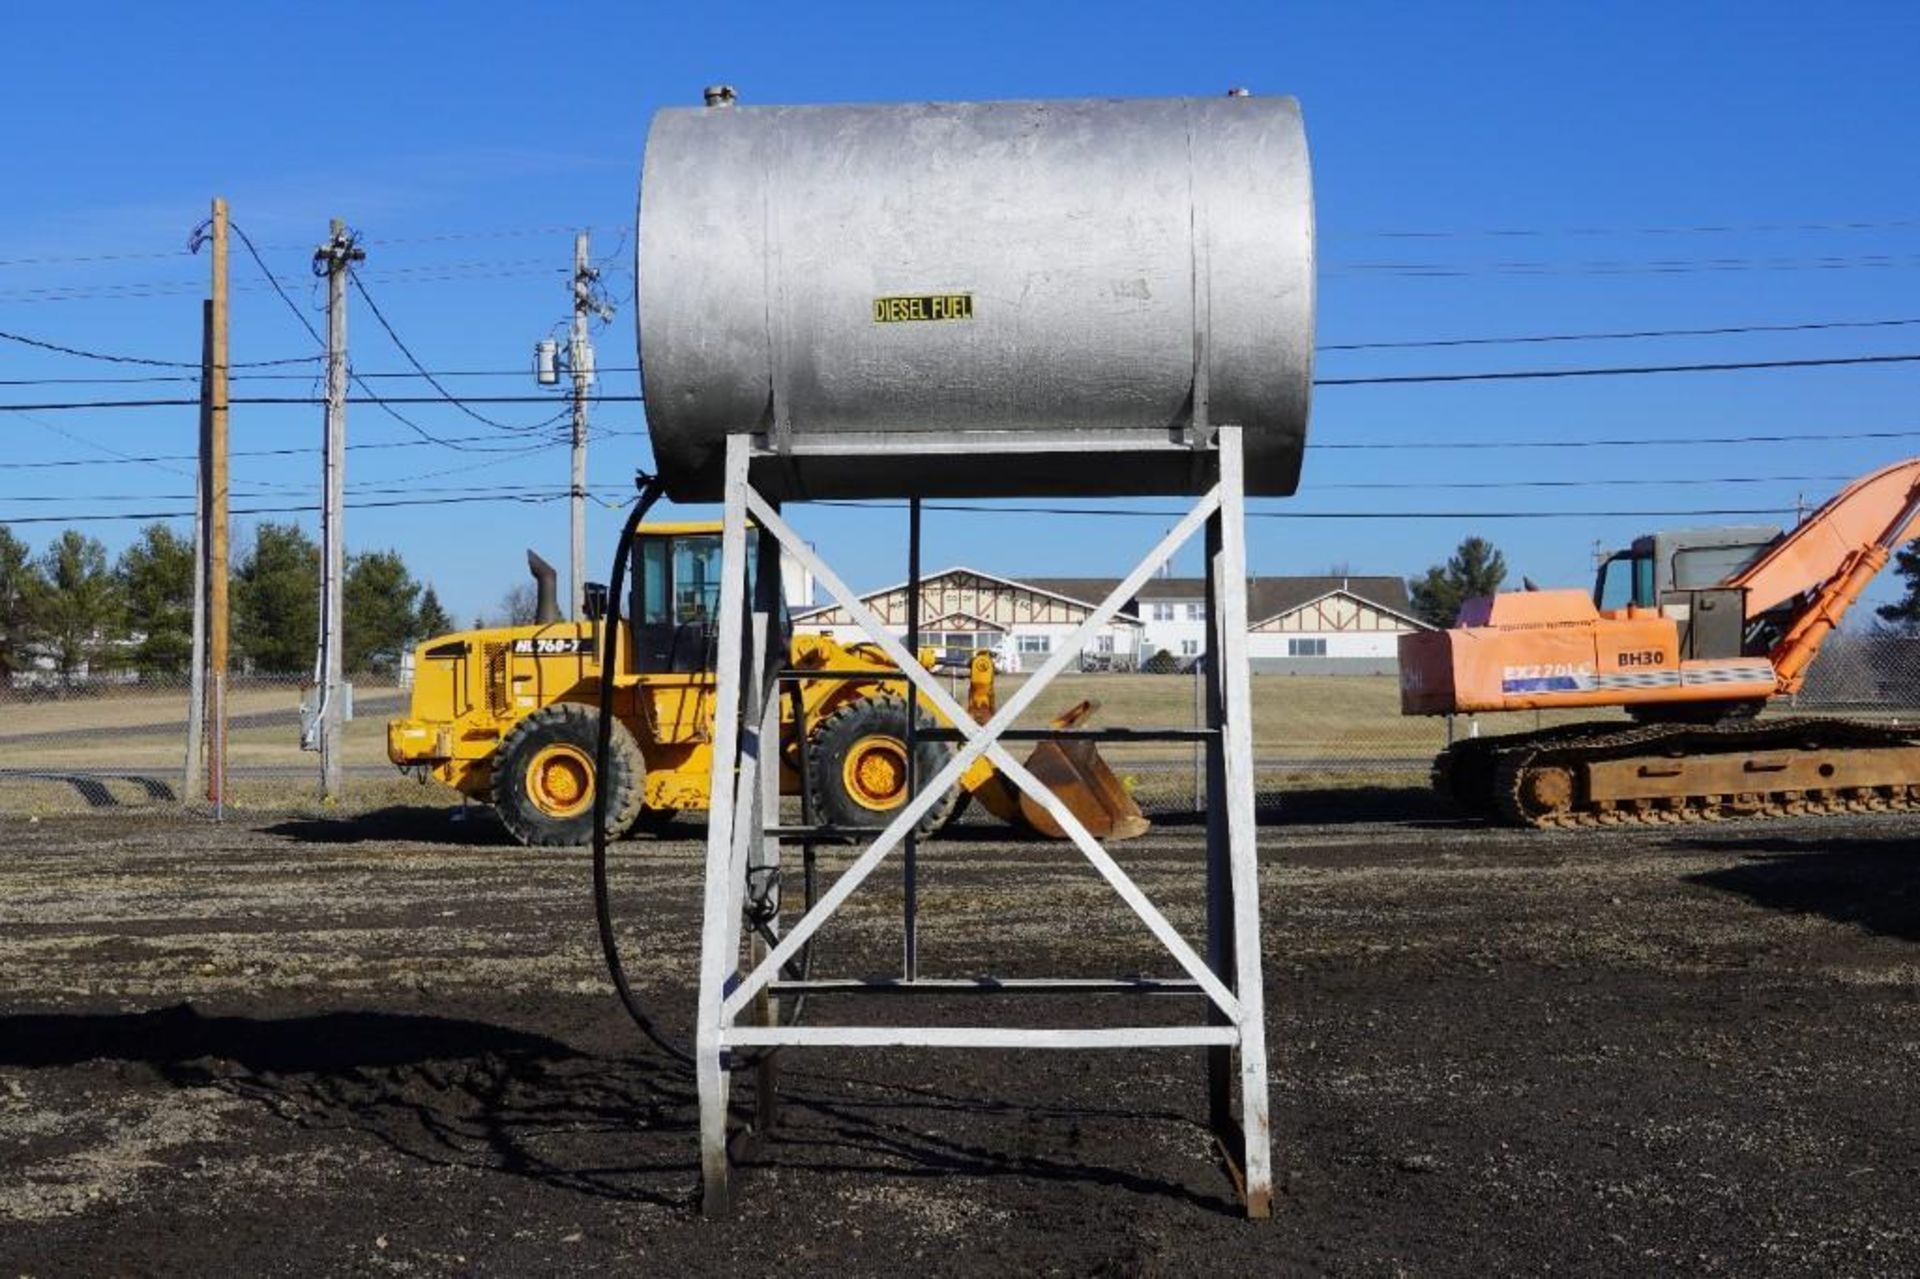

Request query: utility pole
[
  {"left": 207, "top": 198, "right": 230, "bottom": 814},
  {"left": 569, "top": 231, "right": 595, "bottom": 618},
  {"left": 313, "top": 220, "right": 363, "bottom": 801}
]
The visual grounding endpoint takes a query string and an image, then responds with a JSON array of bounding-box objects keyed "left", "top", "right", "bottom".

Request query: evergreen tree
[
  {"left": 116, "top": 522, "right": 195, "bottom": 674},
  {"left": 1408, "top": 536, "right": 1508, "bottom": 628},
  {"left": 1876, "top": 541, "right": 1920, "bottom": 630},
  {"left": 343, "top": 549, "right": 421, "bottom": 674},
  {"left": 234, "top": 522, "right": 320, "bottom": 673},
  {"left": 34, "top": 530, "right": 122, "bottom": 678},
  {"left": 415, "top": 584, "right": 453, "bottom": 640},
  {"left": 0, "top": 524, "right": 41, "bottom": 683}
]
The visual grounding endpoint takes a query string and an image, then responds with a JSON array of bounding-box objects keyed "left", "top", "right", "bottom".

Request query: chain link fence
[
  {"left": 4, "top": 632, "right": 1918, "bottom": 827},
  {"left": 0, "top": 671, "right": 421, "bottom": 818}
]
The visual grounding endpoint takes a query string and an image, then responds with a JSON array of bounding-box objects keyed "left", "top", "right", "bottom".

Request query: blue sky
[{"left": 2, "top": 2, "right": 1917, "bottom": 624}]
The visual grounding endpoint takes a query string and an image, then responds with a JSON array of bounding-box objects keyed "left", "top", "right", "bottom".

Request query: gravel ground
[{"left": 2, "top": 803, "right": 1918, "bottom": 1275}]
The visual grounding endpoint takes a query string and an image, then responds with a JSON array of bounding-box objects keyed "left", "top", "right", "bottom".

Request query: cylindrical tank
[{"left": 637, "top": 95, "right": 1314, "bottom": 501}]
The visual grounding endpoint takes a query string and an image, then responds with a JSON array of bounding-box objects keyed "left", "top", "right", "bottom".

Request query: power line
[
  {"left": 1315, "top": 351, "right": 1920, "bottom": 386},
  {"left": 0, "top": 395, "right": 647, "bottom": 409},
  {"left": 0, "top": 224, "right": 587, "bottom": 271},
  {"left": 225, "top": 220, "right": 324, "bottom": 347},
  {"left": 17, "top": 410, "right": 192, "bottom": 480},
  {"left": 0, "top": 491, "right": 1806, "bottom": 527},
  {"left": 1316, "top": 472, "right": 1863, "bottom": 490},
  {"left": 232, "top": 220, "right": 559, "bottom": 455},
  {"left": 1327, "top": 215, "right": 1920, "bottom": 242},
  {"left": 0, "top": 490, "right": 574, "bottom": 526},
  {"left": 1313, "top": 427, "right": 1920, "bottom": 451},
  {"left": 0, "top": 324, "right": 319, "bottom": 369},
  {"left": 5, "top": 215, "right": 1899, "bottom": 271},
  {"left": 1325, "top": 251, "right": 1920, "bottom": 279},
  {"left": 0, "top": 368, "right": 612, "bottom": 387},
  {"left": 819, "top": 500, "right": 1802, "bottom": 520},
  {"left": 0, "top": 482, "right": 625, "bottom": 504},
  {"left": 1319, "top": 315, "right": 1920, "bottom": 352},
  {"left": 10, "top": 308, "right": 1920, "bottom": 386},
  {"left": 0, "top": 431, "right": 574, "bottom": 471},
  {"left": 11, "top": 341, "right": 1919, "bottom": 410},
  {"left": 0, "top": 262, "right": 570, "bottom": 305},
  {"left": 0, "top": 367, "right": 640, "bottom": 388},
  {"left": 348, "top": 267, "right": 566, "bottom": 433},
  {"left": 235, "top": 474, "right": 1879, "bottom": 496}
]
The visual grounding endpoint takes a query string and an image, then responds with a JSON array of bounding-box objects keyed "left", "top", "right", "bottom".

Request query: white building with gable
[{"left": 795, "top": 569, "right": 1429, "bottom": 674}]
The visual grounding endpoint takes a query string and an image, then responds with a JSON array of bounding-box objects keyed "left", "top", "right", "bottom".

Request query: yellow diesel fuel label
[{"left": 873, "top": 293, "right": 974, "bottom": 323}]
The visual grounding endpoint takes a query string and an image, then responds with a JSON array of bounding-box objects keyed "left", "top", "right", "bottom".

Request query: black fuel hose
[
  {"left": 590, "top": 477, "right": 812, "bottom": 1070},
  {"left": 590, "top": 476, "right": 692, "bottom": 1064}
]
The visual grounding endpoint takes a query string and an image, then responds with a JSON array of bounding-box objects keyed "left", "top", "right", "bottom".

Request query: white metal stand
[{"left": 694, "top": 427, "right": 1272, "bottom": 1217}]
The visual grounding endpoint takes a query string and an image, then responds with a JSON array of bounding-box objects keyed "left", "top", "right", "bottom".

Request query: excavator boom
[{"left": 1728, "top": 457, "right": 1920, "bottom": 615}]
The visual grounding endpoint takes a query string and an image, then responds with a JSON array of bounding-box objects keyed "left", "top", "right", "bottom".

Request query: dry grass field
[
  {"left": 0, "top": 672, "right": 1540, "bottom": 818},
  {"left": 0, "top": 668, "right": 1879, "bottom": 819}
]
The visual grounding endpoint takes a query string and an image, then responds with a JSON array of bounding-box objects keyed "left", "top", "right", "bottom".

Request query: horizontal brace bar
[
  {"left": 751, "top": 431, "right": 1212, "bottom": 460},
  {"left": 762, "top": 825, "right": 866, "bottom": 842},
  {"left": 722, "top": 1025, "right": 1242, "bottom": 1050},
  {"left": 918, "top": 727, "right": 1219, "bottom": 742},
  {"left": 767, "top": 977, "right": 1203, "bottom": 996},
  {"left": 776, "top": 668, "right": 915, "bottom": 682}
]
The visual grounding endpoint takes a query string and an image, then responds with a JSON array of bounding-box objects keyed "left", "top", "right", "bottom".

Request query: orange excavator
[{"left": 1401, "top": 457, "right": 1920, "bottom": 827}]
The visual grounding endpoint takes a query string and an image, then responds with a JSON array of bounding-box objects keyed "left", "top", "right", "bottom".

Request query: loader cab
[{"left": 630, "top": 523, "right": 785, "bottom": 674}]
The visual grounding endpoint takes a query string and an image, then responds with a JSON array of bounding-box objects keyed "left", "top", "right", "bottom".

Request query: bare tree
[{"left": 497, "top": 582, "right": 538, "bottom": 627}]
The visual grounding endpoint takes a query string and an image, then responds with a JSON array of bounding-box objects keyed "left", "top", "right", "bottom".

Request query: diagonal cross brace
[{"left": 720, "top": 483, "right": 1239, "bottom": 1025}]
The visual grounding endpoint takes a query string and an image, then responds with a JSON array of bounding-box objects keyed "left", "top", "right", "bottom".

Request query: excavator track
[{"left": 1436, "top": 717, "right": 1920, "bottom": 829}]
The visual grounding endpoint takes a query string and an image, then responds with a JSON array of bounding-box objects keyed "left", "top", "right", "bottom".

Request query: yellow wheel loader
[{"left": 387, "top": 521, "right": 1148, "bottom": 847}]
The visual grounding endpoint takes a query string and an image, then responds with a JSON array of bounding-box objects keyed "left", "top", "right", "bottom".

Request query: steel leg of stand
[
  {"left": 1214, "top": 426, "right": 1273, "bottom": 1217},
  {"left": 751, "top": 499, "right": 785, "bottom": 1138},
  {"left": 696, "top": 435, "right": 753, "bottom": 1217}
]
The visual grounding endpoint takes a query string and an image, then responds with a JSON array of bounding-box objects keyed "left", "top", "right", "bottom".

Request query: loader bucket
[
  {"left": 955, "top": 697, "right": 1152, "bottom": 841},
  {"left": 1015, "top": 736, "right": 1153, "bottom": 842}
]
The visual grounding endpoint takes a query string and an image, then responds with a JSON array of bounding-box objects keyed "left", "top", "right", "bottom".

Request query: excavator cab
[
  {"left": 1590, "top": 526, "right": 1783, "bottom": 661},
  {"left": 1592, "top": 526, "right": 1781, "bottom": 613}
]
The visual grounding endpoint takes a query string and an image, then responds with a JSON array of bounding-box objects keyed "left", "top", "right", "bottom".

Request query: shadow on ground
[
  {"left": 261, "top": 787, "right": 1454, "bottom": 848},
  {"left": 1683, "top": 831, "right": 1920, "bottom": 941},
  {"left": 0, "top": 769, "right": 178, "bottom": 808},
  {"left": 0, "top": 1003, "right": 1233, "bottom": 1214},
  {"left": 1139, "top": 784, "right": 1455, "bottom": 828},
  {"left": 1, "top": 1003, "right": 699, "bottom": 1205},
  {"left": 263, "top": 805, "right": 509, "bottom": 846}
]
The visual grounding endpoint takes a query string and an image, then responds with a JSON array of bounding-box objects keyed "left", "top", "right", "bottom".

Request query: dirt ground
[{"left": 3, "top": 800, "right": 1919, "bottom": 1276}]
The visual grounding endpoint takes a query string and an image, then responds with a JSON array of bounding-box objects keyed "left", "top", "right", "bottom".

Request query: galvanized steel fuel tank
[{"left": 636, "top": 94, "right": 1314, "bottom": 501}]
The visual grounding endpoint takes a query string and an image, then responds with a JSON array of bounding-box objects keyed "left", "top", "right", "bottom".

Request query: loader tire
[
  {"left": 494, "top": 702, "right": 645, "bottom": 848},
  {"left": 806, "top": 694, "right": 963, "bottom": 837}
]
